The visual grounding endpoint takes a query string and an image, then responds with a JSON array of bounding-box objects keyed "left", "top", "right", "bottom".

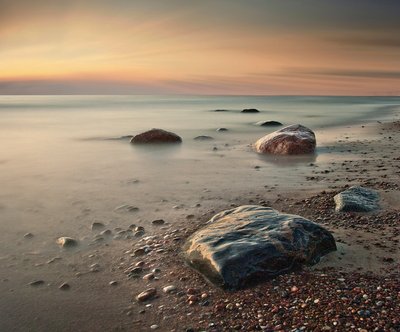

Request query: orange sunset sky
[{"left": 1, "top": 0, "right": 400, "bottom": 95}]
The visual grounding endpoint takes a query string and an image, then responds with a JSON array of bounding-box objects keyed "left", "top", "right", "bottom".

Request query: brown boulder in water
[
  {"left": 130, "top": 128, "right": 182, "bottom": 144},
  {"left": 255, "top": 124, "right": 316, "bottom": 155},
  {"left": 184, "top": 205, "right": 336, "bottom": 289}
]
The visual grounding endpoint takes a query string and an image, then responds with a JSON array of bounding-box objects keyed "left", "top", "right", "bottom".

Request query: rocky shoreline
[{"left": 1, "top": 119, "right": 399, "bottom": 332}]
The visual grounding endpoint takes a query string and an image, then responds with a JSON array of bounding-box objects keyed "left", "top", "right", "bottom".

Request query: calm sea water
[{"left": 0, "top": 95, "right": 399, "bottom": 254}]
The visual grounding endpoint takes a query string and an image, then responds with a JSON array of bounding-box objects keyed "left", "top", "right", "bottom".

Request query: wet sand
[{"left": 0, "top": 115, "right": 399, "bottom": 332}]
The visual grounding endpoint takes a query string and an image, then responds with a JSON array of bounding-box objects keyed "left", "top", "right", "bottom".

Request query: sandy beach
[{"left": 0, "top": 107, "right": 398, "bottom": 332}]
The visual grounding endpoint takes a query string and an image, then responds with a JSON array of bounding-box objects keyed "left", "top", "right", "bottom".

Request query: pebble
[
  {"left": 56, "top": 237, "right": 78, "bottom": 248},
  {"left": 24, "top": 232, "right": 34, "bottom": 239},
  {"left": 133, "top": 248, "right": 146, "bottom": 257},
  {"left": 100, "top": 229, "right": 112, "bottom": 236},
  {"left": 109, "top": 281, "right": 118, "bottom": 286},
  {"left": 59, "top": 282, "right": 70, "bottom": 290},
  {"left": 136, "top": 288, "right": 157, "bottom": 302},
  {"left": 150, "top": 325, "right": 159, "bottom": 330},
  {"left": 152, "top": 219, "right": 165, "bottom": 226},
  {"left": 29, "top": 280, "right": 45, "bottom": 286},
  {"left": 143, "top": 273, "right": 155, "bottom": 281},
  {"left": 91, "top": 222, "right": 105, "bottom": 231},
  {"left": 163, "top": 285, "right": 177, "bottom": 293}
]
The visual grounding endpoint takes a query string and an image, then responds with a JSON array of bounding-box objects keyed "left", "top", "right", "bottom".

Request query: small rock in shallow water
[
  {"left": 151, "top": 219, "right": 165, "bottom": 226},
  {"left": 136, "top": 288, "right": 157, "bottom": 302},
  {"left": 59, "top": 282, "right": 70, "bottom": 290},
  {"left": 29, "top": 280, "right": 45, "bottom": 287},
  {"left": 91, "top": 222, "right": 105, "bottom": 231},
  {"left": 24, "top": 233, "right": 34, "bottom": 239},
  {"left": 100, "top": 229, "right": 112, "bottom": 236},
  {"left": 56, "top": 237, "right": 78, "bottom": 248}
]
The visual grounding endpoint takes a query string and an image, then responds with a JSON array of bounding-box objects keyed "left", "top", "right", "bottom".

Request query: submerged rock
[
  {"left": 56, "top": 237, "right": 78, "bottom": 248},
  {"left": 255, "top": 124, "right": 316, "bottom": 155},
  {"left": 255, "top": 120, "right": 283, "bottom": 127},
  {"left": 184, "top": 205, "right": 336, "bottom": 289},
  {"left": 194, "top": 135, "right": 214, "bottom": 141},
  {"left": 242, "top": 108, "right": 260, "bottom": 113},
  {"left": 130, "top": 129, "right": 182, "bottom": 144},
  {"left": 334, "top": 186, "right": 380, "bottom": 212}
]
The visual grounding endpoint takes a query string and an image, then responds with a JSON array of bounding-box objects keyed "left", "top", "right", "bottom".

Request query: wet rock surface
[
  {"left": 130, "top": 128, "right": 182, "bottom": 144},
  {"left": 334, "top": 186, "right": 380, "bottom": 212},
  {"left": 255, "top": 120, "right": 283, "bottom": 127},
  {"left": 56, "top": 237, "right": 78, "bottom": 248},
  {"left": 184, "top": 205, "right": 336, "bottom": 289},
  {"left": 255, "top": 124, "right": 316, "bottom": 155},
  {"left": 241, "top": 108, "right": 260, "bottom": 113}
]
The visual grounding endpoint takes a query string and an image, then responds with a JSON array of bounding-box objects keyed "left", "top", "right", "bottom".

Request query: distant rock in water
[
  {"left": 194, "top": 135, "right": 214, "bottom": 141},
  {"left": 213, "top": 109, "right": 229, "bottom": 112},
  {"left": 130, "top": 129, "right": 182, "bottom": 144},
  {"left": 255, "top": 124, "right": 316, "bottom": 155},
  {"left": 56, "top": 237, "right": 78, "bottom": 248},
  {"left": 334, "top": 186, "right": 380, "bottom": 212},
  {"left": 216, "top": 128, "right": 228, "bottom": 132},
  {"left": 184, "top": 205, "right": 336, "bottom": 289},
  {"left": 242, "top": 108, "right": 259, "bottom": 113},
  {"left": 255, "top": 121, "right": 283, "bottom": 127}
]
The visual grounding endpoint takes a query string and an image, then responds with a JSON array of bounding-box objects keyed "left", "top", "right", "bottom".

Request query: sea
[{"left": 0, "top": 95, "right": 399, "bottom": 255}]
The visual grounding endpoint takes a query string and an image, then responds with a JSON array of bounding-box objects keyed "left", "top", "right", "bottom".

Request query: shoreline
[{"left": 0, "top": 114, "right": 399, "bottom": 332}]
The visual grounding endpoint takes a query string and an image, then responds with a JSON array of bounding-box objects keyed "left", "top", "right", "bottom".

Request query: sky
[{"left": 1, "top": 0, "right": 400, "bottom": 95}]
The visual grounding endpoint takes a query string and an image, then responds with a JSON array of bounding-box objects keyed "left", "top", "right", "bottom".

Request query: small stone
[
  {"left": 150, "top": 325, "right": 159, "bottom": 330},
  {"left": 291, "top": 286, "right": 299, "bottom": 293},
  {"left": 29, "top": 280, "right": 45, "bottom": 287},
  {"left": 109, "top": 281, "right": 118, "bottom": 286},
  {"left": 143, "top": 273, "right": 155, "bottom": 281},
  {"left": 163, "top": 285, "right": 177, "bottom": 293},
  {"left": 136, "top": 288, "right": 157, "bottom": 302},
  {"left": 133, "top": 248, "right": 146, "bottom": 257},
  {"left": 24, "top": 233, "right": 34, "bottom": 239},
  {"left": 100, "top": 229, "right": 112, "bottom": 236},
  {"left": 56, "top": 237, "right": 78, "bottom": 248},
  {"left": 152, "top": 219, "right": 165, "bottom": 226},
  {"left": 91, "top": 222, "right": 105, "bottom": 231},
  {"left": 59, "top": 282, "right": 70, "bottom": 290}
]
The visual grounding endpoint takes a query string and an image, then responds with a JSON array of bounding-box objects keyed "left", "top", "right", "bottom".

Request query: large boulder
[
  {"left": 255, "top": 124, "right": 316, "bottom": 155},
  {"left": 184, "top": 205, "right": 336, "bottom": 289},
  {"left": 334, "top": 186, "right": 380, "bottom": 212},
  {"left": 130, "top": 129, "right": 182, "bottom": 144}
]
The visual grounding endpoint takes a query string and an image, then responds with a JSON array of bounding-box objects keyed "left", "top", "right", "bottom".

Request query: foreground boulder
[
  {"left": 334, "top": 186, "right": 380, "bottom": 212},
  {"left": 255, "top": 124, "right": 316, "bottom": 155},
  {"left": 130, "top": 129, "right": 182, "bottom": 144},
  {"left": 184, "top": 205, "right": 336, "bottom": 289}
]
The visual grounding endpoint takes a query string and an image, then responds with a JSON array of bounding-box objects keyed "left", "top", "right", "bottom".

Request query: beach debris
[
  {"left": 241, "top": 108, "right": 259, "bottom": 113},
  {"left": 255, "top": 120, "right": 283, "bottom": 127},
  {"left": 334, "top": 186, "right": 380, "bottom": 212},
  {"left": 130, "top": 128, "right": 182, "bottom": 144},
  {"left": 56, "top": 237, "right": 78, "bottom": 248},
  {"left": 255, "top": 124, "right": 316, "bottom": 155},
  {"left": 136, "top": 288, "right": 157, "bottom": 302},
  {"left": 184, "top": 205, "right": 336, "bottom": 289}
]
